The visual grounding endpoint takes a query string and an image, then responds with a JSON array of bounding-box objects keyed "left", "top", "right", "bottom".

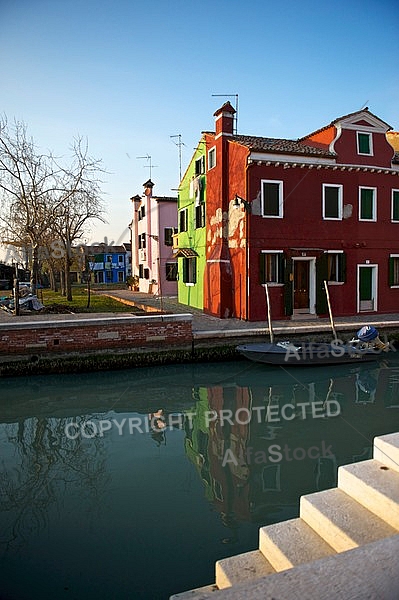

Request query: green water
[{"left": 1, "top": 357, "right": 399, "bottom": 599}]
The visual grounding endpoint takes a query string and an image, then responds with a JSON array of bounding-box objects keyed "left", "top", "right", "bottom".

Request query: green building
[{"left": 176, "top": 138, "right": 207, "bottom": 310}]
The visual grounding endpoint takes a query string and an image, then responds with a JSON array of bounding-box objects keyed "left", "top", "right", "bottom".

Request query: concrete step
[
  {"left": 169, "top": 583, "right": 218, "bottom": 599},
  {"left": 170, "top": 535, "right": 399, "bottom": 600},
  {"left": 374, "top": 432, "right": 399, "bottom": 473},
  {"left": 300, "top": 487, "right": 397, "bottom": 552},
  {"left": 338, "top": 458, "right": 399, "bottom": 529},
  {"left": 215, "top": 549, "right": 275, "bottom": 589},
  {"left": 259, "top": 517, "right": 336, "bottom": 571}
]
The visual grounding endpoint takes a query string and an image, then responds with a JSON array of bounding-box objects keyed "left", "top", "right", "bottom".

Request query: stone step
[
  {"left": 169, "top": 583, "right": 218, "bottom": 599},
  {"left": 300, "top": 487, "right": 397, "bottom": 552},
  {"left": 215, "top": 549, "right": 275, "bottom": 589},
  {"left": 259, "top": 517, "right": 336, "bottom": 571},
  {"left": 338, "top": 458, "right": 399, "bottom": 529},
  {"left": 374, "top": 432, "right": 399, "bottom": 473},
  {"left": 169, "top": 535, "right": 399, "bottom": 600}
]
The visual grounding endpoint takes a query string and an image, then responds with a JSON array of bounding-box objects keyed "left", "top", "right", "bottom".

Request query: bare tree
[
  {"left": 0, "top": 117, "right": 56, "bottom": 294},
  {"left": 0, "top": 118, "right": 106, "bottom": 301},
  {"left": 51, "top": 137, "right": 106, "bottom": 301}
]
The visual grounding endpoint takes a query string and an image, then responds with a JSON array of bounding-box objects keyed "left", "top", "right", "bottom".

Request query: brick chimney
[{"left": 214, "top": 101, "right": 235, "bottom": 137}]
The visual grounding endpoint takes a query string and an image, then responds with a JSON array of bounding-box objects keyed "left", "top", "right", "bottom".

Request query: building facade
[
  {"left": 175, "top": 140, "right": 207, "bottom": 309},
  {"left": 178, "top": 102, "right": 399, "bottom": 321},
  {"left": 130, "top": 180, "right": 178, "bottom": 296},
  {"left": 88, "top": 244, "right": 127, "bottom": 284}
]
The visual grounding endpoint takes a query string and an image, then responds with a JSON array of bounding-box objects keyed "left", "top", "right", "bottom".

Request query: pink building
[{"left": 129, "top": 180, "right": 178, "bottom": 296}]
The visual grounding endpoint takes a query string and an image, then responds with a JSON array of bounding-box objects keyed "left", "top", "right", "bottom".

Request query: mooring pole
[
  {"left": 324, "top": 280, "right": 338, "bottom": 341},
  {"left": 265, "top": 283, "right": 274, "bottom": 344}
]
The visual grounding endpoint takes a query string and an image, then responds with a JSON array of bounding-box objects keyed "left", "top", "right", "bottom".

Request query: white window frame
[
  {"left": 326, "top": 250, "right": 344, "bottom": 284},
  {"left": 322, "top": 184, "right": 343, "bottom": 220},
  {"left": 260, "top": 250, "right": 284, "bottom": 286},
  {"left": 261, "top": 180, "right": 283, "bottom": 218},
  {"left": 391, "top": 189, "right": 399, "bottom": 223},
  {"left": 359, "top": 186, "right": 377, "bottom": 222},
  {"left": 208, "top": 146, "right": 216, "bottom": 170},
  {"left": 356, "top": 131, "right": 373, "bottom": 156}
]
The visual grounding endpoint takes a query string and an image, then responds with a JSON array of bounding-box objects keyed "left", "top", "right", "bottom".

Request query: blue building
[{"left": 90, "top": 244, "right": 127, "bottom": 284}]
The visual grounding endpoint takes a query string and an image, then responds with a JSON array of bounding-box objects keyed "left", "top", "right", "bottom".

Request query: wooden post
[
  {"left": 265, "top": 283, "right": 274, "bottom": 344},
  {"left": 324, "top": 280, "right": 338, "bottom": 341}
]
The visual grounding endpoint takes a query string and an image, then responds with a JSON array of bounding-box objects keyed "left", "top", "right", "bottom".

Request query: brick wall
[{"left": 0, "top": 314, "right": 193, "bottom": 356}]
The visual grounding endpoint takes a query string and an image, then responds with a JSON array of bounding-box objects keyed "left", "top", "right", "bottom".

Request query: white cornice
[{"left": 249, "top": 152, "right": 334, "bottom": 165}]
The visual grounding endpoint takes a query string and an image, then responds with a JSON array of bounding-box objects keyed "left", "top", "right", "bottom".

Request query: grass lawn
[{"left": 40, "top": 287, "right": 141, "bottom": 313}]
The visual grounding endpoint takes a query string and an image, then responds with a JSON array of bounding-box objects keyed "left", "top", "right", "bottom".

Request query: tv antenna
[
  {"left": 136, "top": 154, "right": 158, "bottom": 179},
  {"left": 212, "top": 93, "right": 239, "bottom": 134},
  {"left": 170, "top": 134, "right": 185, "bottom": 182}
]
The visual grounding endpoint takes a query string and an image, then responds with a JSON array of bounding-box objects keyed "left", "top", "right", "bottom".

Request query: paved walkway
[
  {"left": 96, "top": 290, "right": 399, "bottom": 337},
  {"left": 1, "top": 289, "right": 399, "bottom": 338}
]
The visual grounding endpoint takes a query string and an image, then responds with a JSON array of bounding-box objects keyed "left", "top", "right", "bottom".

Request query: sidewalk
[
  {"left": 1, "top": 288, "right": 399, "bottom": 338},
  {"left": 96, "top": 290, "right": 399, "bottom": 338}
]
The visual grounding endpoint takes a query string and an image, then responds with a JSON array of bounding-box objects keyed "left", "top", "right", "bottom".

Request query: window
[
  {"left": 164, "top": 227, "right": 174, "bottom": 246},
  {"left": 179, "top": 208, "right": 188, "bottom": 232},
  {"left": 118, "top": 255, "right": 124, "bottom": 263},
  {"left": 392, "top": 190, "right": 399, "bottom": 222},
  {"left": 389, "top": 255, "right": 399, "bottom": 287},
  {"left": 195, "top": 204, "right": 205, "bottom": 229},
  {"left": 139, "top": 264, "right": 144, "bottom": 278},
  {"left": 138, "top": 233, "right": 146, "bottom": 249},
  {"left": 261, "top": 180, "right": 283, "bottom": 218},
  {"left": 144, "top": 268, "right": 150, "bottom": 280},
  {"left": 208, "top": 147, "right": 216, "bottom": 170},
  {"left": 118, "top": 271, "right": 124, "bottom": 282},
  {"left": 106, "top": 255, "right": 112, "bottom": 262},
  {"left": 327, "top": 252, "right": 346, "bottom": 283},
  {"left": 138, "top": 205, "right": 146, "bottom": 221},
  {"left": 323, "top": 184, "right": 343, "bottom": 220},
  {"left": 259, "top": 251, "right": 284, "bottom": 284},
  {"left": 357, "top": 132, "right": 373, "bottom": 156},
  {"left": 359, "top": 187, "right": 376, "bottom": 221},
  {"left": 195, "top": 156, "right": 205, "bottom": 176},
  {"left": 165, "top": 262, "right": 178, "bottom": 281},
  {"left": 182, "top": 257, "right": 196, "bottom": 284}
]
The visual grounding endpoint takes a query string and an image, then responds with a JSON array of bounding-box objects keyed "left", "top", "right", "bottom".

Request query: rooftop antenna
[
  {"left": 212, "top": 93, "right": 239, "bottom": 134},
  {"left": 136, "top": 154, "right": 158, "bottom": 179},
  {"left": 170, "top": 134, "right": 185, "bottom": 182}
]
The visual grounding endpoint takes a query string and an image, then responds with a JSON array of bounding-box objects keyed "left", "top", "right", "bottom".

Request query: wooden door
[{"left": 294, "top": 260, "right": 310, "bottom": 310}]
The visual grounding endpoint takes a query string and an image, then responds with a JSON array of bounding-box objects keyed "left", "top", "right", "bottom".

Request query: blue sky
[{"left": 1, "top": 0, "right": 398, "bottom": 245}]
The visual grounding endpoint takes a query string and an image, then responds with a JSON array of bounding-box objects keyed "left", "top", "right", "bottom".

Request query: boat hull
[{"left": 236, "top": 342, "right": 386, "bottom": 366}]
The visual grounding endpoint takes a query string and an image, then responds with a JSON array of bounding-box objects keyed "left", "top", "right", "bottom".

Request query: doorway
[
  {"left": 293, "top": 258, "right": 316, "bottom": 314},
  {"left": 358, "top": 265, "right": 377, "bottom": 312}
]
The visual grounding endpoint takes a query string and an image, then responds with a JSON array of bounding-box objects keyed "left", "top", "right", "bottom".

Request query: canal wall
[{"left": 0, "top": 314, "right": 193, "bottom": 357}]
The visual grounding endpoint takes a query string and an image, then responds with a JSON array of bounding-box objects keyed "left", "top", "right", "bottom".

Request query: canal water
[{"left": 1, "top": 357, "right": 399, "bottom": 599}]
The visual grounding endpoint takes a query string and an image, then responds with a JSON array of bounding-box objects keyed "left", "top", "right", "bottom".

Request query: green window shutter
[
  {"left": 259, "top": 253, "right": 265, "bottom": 284},
  {"left": 393, "top": 191, "right": 399, "bottom": 221},
  {"left": 316, "top": 253, "right": 328, "bottom": 314},
  {"left": 360, "top": 189, "right": 374, "bottom": 219},
  {"left": 278, "top": 253, "right": 285, "bottom": 284},
  {"left": 192, "top": 258, "right": 197, "bottom": 284},
  {"left": 358, "top": 133, "right": 370, "bottom": 154},
  {"left": 182, "top": 258, "right": 188, "bottom": 283},
  {"left": 283, "top": 256, "right": 293, "bottom": 316},
  {"left": 389, "top": 257, "right": 395, "bottom": 286},
  {"left": 339, "top": 252, "right": 347, "bottom": 282}
]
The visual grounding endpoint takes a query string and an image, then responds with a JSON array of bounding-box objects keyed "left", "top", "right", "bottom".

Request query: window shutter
[
  {"left": 278, "top": 253, "right": 285, "bottom": 284},
  {"left": 339, "top": 252, "right": 347, "bottom": 282},
  {"left": 182, "top": 258, "right": 187, "bottom": 283},
  {"left": 283, "top": 255, "right": 293, "bottom": 316},
  {"left": 259, "top": 253, "right": 265, "bottom": 284},
  {"left": 316, "top": 253, "right": 329, "bottom": 314},
  {"left": 389, "top": 257, "right": 395, "bottom": 286}
]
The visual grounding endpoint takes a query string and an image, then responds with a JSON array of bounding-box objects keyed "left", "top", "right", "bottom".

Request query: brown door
[{"left": 294, "top": 260, "right": 310, "bottom": 310}]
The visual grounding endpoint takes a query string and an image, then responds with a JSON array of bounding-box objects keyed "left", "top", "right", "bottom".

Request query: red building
[{"left": 202, "top": 102, "right": 399, "bottom": 321}]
